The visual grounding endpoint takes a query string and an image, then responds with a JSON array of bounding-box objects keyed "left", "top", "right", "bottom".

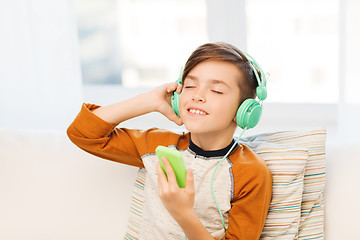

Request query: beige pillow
[
  {"left": 243, "top": 128, "right": 326, "bottom": 239},
  {"left": 240, "top": 140, "right": 308, "bottom": 239}
]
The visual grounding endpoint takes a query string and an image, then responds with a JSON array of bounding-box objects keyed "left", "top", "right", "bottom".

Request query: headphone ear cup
[
  {"left": 171, "top": 91, "right": 181, "bottom": 117},
  {"left": 236, "top": 99, "right": 262, "bottom": 129},
  {"left": 256, "top": 85, "right": 267, "bottom": 101}
]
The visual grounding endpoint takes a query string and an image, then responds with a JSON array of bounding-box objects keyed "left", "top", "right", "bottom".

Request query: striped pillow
[
  {"left": 244, "top": 128, "right": 326, "bottom": 239},
  {"left": 240, "top": 140, "right": 308, "bottom": 239}
]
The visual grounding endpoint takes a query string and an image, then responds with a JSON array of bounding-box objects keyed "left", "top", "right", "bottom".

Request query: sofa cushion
[
  {"left": 243, "top": 128, "right": 326, "bottom": 239},
  {"left": 0, "top": 129, "right": 138, "bottom": 239},
  {"left": 240, "top": 140, "right": 308, "bottom": 239},
  {"left": 0, "top": 128, "right": 326, "bottom": 239}
]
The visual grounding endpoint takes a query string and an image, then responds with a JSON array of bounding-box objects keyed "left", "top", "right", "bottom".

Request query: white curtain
[
  {"left": 0, "top": 0, "right": 82, "bottom": 132},
  {"left": 338, "top": 0, "right": 360, "bottom": 145},
  {"left": 0, "top": 0, "right": 359, "bottom": 144},
  {"left": 206, "top": 0, "right": 360, "bottom": 145},
  {"left": 206, "top": 0, "right": 247, "bottom": 50}
]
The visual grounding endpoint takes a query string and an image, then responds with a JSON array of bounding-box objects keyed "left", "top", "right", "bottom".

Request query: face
[{"left": 179, "top": 60, "right": 242, "bottom": 137}]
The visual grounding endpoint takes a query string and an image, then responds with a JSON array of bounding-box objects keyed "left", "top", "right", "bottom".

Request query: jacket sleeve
[
  {"left": 216, "top": 145, "right": 273, "bottom": 240},
  {"left": 66, "top": 103, "right": 188, "bottom": 168}
]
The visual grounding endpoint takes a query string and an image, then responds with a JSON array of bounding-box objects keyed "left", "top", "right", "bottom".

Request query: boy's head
[
  {"left": 177, "top": 42, "right": 264, "bottom": 143},
  {"left": 182, "top": 42, "right": 261, "bottom": 105}
]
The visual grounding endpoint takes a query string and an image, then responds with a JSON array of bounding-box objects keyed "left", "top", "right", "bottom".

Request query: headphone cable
[
  {"left": 210, "top": 128, "right": 247, "bottom": 231},
  {"left": 185, "top": 128, "right": 247, "bottom": 239}
]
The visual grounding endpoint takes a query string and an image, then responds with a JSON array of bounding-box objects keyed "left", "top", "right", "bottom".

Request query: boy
[{"left": 67, "top": 42, "right": 272, "bottom": 240}]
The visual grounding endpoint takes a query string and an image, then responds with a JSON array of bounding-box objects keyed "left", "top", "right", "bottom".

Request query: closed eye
[{"left": 212, "top": 90, "right": 223, "bottom": 94}]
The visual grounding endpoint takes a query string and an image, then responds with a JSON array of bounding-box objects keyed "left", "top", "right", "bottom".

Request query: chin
[
  {"left": 184, "top": 125, "right": 219, "bottom": 135},
  {"left": 183, "top": 124, "right": 206, "bottom": 134}
]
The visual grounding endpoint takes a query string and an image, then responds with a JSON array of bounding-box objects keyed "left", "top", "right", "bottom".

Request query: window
[
  {"left": 246, "top": 0, "right": 339, "bottom": 103},
  {"left": 76, "top": 0, "right": 345, "bottom": 105},
  {"left": 342, "top": 0, "right": 360, "bottom": 104},
  {"left": 74, "top": 0, "right": 208, "bottom": 87},
  {"left": 76, "top": 0, "right": 353, "bottom": 134}
]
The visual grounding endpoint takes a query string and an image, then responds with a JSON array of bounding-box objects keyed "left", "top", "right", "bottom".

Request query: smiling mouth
[{"left": 188, "top": 108, "right": 208, "bottom": 115}]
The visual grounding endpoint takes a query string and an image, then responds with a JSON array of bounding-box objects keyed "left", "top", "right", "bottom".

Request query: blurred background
[
  {"left": 1, "top": 1, "right": 360, "bottom": 239},
  {"left": 0, "top": 0, "right": 359, "bottom": 141}
]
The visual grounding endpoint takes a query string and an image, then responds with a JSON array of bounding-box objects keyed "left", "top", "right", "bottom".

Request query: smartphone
[{"left": 155, "top": 145, "right": 187, "bottom": 188}]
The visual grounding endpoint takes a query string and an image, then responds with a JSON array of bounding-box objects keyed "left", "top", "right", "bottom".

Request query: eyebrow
[{"left": 186, "top": 74, "right": 231, "bottom": 89}]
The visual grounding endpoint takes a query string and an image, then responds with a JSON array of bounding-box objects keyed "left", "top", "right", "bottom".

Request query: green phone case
[{"left": 155, "top": 146, "right": 187, "bottom": 188}]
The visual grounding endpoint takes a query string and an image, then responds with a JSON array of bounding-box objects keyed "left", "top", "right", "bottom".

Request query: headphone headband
[{"left": 244, "top": 52, "right": 267, "bottom": 101}]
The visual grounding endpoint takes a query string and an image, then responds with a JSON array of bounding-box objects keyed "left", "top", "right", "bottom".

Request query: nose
[{"left": 192, "top": 88, "right": 207, "bottom": 103}]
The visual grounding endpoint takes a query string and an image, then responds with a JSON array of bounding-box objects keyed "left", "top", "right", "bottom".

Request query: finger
[
  {"left": 166, "top": 82, "right": 179, "bottom": 93},
  {"left": 156, "top": 162, "right": 168, "bottom": 190},
  {"left": 176, "top": 83, "right": 183, "bottom": 94},
  {"left": 162, "top": 157, "right": 178, "bottom": 188},
  {"left": 185, "top": 168, "right": 195, "bottom": 193},
  {"left": 164, "top": 107, "right": 183, "bottom": 126},
  {"left": 169, "top": 114, "right": 183, "bottom": 126}
]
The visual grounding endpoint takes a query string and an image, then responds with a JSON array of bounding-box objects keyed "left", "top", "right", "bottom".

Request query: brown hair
[{"left": 182, "top": 42, "right": 260, "bottom": 104}]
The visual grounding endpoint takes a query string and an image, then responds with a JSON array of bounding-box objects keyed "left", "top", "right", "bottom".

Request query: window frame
[{"left": 81, "top": 0, "right": 340, "bottom": 136}]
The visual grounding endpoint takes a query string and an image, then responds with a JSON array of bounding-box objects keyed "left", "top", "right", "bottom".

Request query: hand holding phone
[{"left": 155, "top": 146, "right": 187, "bottom": 188}]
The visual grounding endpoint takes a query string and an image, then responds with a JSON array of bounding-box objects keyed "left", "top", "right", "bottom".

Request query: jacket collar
[{"left": 188, "top": 138, "right": 237, "bottom": 158}]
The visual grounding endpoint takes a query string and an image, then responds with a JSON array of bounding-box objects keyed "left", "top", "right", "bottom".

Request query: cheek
[
  {"left": 178, "top": 93, "right": 187, "bottom": 114},
  {"left": 219, "top": 106, "right": 238, "bottom": 121},
  {"left": 214, "top": 96, "right": 239, "bottom": 115},
  {"left": 179, "top": 93, "right": 184, "bottom": 108},
  {"left": 179, "top": 90, "right": 191, "bottom": 105}
]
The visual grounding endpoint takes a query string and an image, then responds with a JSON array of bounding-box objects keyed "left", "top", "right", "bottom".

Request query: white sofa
[{"left": 0, "top": 128, "right": 359, "bottom": 239}]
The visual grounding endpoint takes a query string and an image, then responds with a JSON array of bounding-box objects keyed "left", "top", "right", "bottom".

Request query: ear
[{"left": 232, "top": 116, "right": 238, "bottom": 129}]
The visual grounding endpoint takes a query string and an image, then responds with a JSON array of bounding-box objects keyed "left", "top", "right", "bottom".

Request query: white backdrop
[
  {"left": 0, "top": 0, "right": 359, "bottom": 145},
  {"left": 0, "top": 1, "right": 360, "bottom": 239},
  {"left": 337, "top": 0, "right": 360, "bottom": 144},
  {"left": 0, "top": 0, "right": 82, "bottom": 132}
]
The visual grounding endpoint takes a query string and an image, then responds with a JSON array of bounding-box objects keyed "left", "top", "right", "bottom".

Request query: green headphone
[{"left": 171, "top": 52, "right": 267, "bottom": 130}]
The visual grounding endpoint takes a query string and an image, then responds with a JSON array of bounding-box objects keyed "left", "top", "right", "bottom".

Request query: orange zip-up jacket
[{"left": 67, "top": 103, "right": 272, "bottom": 240}]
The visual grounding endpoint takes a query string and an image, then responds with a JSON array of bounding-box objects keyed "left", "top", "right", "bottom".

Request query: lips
[{"left": 187, "top": 107, "right": 208, "bottom": 115}]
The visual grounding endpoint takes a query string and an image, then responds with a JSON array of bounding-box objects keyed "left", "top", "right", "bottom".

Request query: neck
[{"left": 190, "top": 128, "right": 236, "bottom": 151}]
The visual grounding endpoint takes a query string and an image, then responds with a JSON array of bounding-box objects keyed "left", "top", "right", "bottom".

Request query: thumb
[
  {"left": 164, "top": 106, "right": 183, "bottom": 126},
  {"left": 185, "top": 168, "right": 195, "bottom": 192}
]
